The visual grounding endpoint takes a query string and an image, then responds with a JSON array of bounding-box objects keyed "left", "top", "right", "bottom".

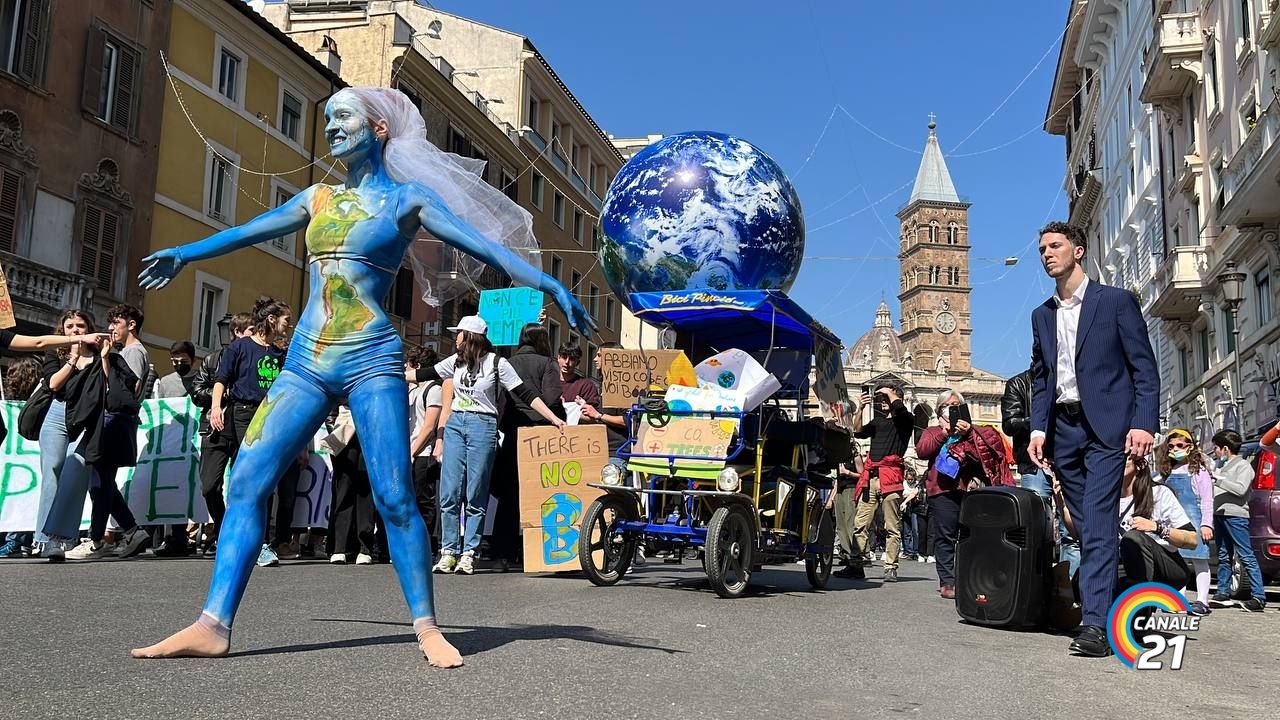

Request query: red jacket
[
  {"left": 915, "top": 424, "right": 1014, "bottom": 496},
  {"left": 856, "top": 454, "right": 905, "bottom": 495}
]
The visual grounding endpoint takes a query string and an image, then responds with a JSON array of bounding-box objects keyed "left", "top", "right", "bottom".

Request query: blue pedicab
[{"left": 578, "top": 290, "right": 850, "bottom": 598}]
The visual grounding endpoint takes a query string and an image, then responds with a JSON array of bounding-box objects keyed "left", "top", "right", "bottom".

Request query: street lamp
[
  {"left": 216, "top": 313, "right": 233, "bottom": 348},
  {"left": 1217, "top": 260, "right": 1247, "bottom": 429}
]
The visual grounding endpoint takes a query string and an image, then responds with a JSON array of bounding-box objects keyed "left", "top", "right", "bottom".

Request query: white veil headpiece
[{"left": 344, "top": 87, "right": 539, "bottom": 306}]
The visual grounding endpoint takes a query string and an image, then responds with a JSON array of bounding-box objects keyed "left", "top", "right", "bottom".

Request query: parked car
[{"left": 1226, "top": 438, "right": 1279, "bottom": 598}]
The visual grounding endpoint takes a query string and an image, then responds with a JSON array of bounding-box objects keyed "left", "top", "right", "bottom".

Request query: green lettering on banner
[
  {"left": 0, "top": 462, "right": 37, "bottom": 518},
  {"left": 146, "top": 456, "right": 194, "bottom": 521}
]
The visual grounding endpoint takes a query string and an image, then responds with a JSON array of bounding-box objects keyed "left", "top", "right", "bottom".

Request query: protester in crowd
[
  {"left": 576, "top": 340, "right": 645, "bottom": 565},
  {"left": 145, "top": 339, "right": 201, "bottom": 555},
  {"left": 8, "top": 313, "right": 110, "bottom": 561},
  {"left": 1152, "top": 428, "right": 1214, "bottom": 615},
  {"left": 557, "top": 343, "right": 599, "bottom": 410},
  {"left": 1208, "top": 428, "right": 1265, "bottom": 612},
  {"left": 898, "top": 463, "right": 921, "bottom": 563},
  {"left": 323, "top": 404, "right": 378, "bottom": 565},
  {"left": 213, "top": 297, "right": 297, "bottom": 568},
  {"left": 1060, "top": 455, "right": 1196, "bottom": 595},
  {"left": 1001, "top": 365, "right": 1079, "bottom": 580},
  {"left": 63, "top": 305, "right": 152, "bottom": 561},
  {"left": 411, "top": 315, "right": 566, "bottom": 575},
  {"left": 189, "top": 313, "right": 253, "bottom": 555},
  {"left": 828, "top": 449, "right": 865, "bottom": 574},
  {"left": 847, "top": 383, "right": 913, "bottom": 582},
  {"left": 916, "top": 389, "right": 1013, "bottom": 599},
  {"left": 152, "top": 340, "right": 198, "bottom": 399},
  {"left": 490, "top": 322, "right": 564, "bottom": 571},
  {"left": 407, "top": 345, "right": 443, "bottom": 555},
  {"left": 0, "top": 357, "right": 43, "bottom": 557},
  {"left": 1027, "top": 221, "right": 1158, "bottom": 658}
]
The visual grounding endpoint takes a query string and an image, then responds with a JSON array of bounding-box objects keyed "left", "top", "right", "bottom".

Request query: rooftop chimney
[{"left": 315, "top": 34, "right": 341, "bottom": 76}]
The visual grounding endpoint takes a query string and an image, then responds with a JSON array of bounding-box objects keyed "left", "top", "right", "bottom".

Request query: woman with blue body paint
[{"left": 130, "top": 87, "right": 593, "bottom": 667}]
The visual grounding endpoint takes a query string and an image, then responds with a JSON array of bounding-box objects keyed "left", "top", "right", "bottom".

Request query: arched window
[
  {"left": 948, "top": 222, "right": 958, "bottom": 244},
  {"left": 930, "top": 266, "right": 940, "bottom": 284},
  {"left": 929, "top": 221, "right": 939, "bottom": 243},
  {"left": 950, "top": 267, "right": 960, "bottom": 285}
]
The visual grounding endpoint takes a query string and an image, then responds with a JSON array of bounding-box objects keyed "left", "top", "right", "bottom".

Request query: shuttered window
[
  {"left": 1, "top": 0, "right": 50, "bottom": 84},
  {"left": 81, "top": 22, "right": 141, "bottom": 135},
  {"left": 0, "top": 168, "right": 21, "bottom": 253},
  {"left": 80, "top": 202, "right": 119, "bottom": 293}
]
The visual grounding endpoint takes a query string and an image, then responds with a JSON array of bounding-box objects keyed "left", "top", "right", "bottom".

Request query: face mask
[
  {"left": 1169, "top": 449, "right": 1188, "bottom": 462},
  {"left": 1214, "top": 455, "right": 1228, "bottom": 468},
  {"left": 173, "top": 362, "right": 192, "bottom": 376}
]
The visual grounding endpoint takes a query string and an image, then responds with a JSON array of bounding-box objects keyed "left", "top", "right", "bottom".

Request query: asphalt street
[{"left": 2, "top": 554, "right": 1276, "bottom": 719}]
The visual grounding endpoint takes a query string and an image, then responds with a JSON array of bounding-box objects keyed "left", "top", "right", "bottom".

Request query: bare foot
[
  {"left": 131, "top": 616, "right": 230, "bottom": 658},
  {"left": 416, "top": 626, "right": 463, "bottom": 668}
]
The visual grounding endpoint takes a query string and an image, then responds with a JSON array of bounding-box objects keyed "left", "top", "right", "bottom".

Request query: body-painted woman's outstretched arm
[
  {"left": 139, "top": 188, "right": 316, "bottom": 290},
  {"left": 409, "top": 182, "right": 597, "bottom": 336}
]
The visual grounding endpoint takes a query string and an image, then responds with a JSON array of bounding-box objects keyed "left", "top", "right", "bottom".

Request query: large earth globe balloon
[{"left": 599, "top": 131, "right": 804, "bottom": 309}]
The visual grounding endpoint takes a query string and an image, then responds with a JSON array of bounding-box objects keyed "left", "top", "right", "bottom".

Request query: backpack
[{"left": 17, "top": 380, "right": 53, "bottom": 442}]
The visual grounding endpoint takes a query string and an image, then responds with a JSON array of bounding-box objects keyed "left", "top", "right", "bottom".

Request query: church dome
[{"left": 845, "top": 300, "right": 907, "bottom": 370}]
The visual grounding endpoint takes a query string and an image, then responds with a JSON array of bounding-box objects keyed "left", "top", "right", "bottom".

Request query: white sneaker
[
  {"left": 456, "top": 553, "right": 475, "bottom": 575},
  {"left": 329, "top": 553, "right": 347, "bottom": 564},
  {"left": 917, "top": 555, "right": 928, "bottom": 563},
  {"left": 65, "top": 539, "right": 108, "bottom": 560},
  {"left": 432, "top": 554, "right": 457, "bottom": 574},
  {"left": 355, "top": 553, "right": 373, "bottom": 565},
  {"left": 926, "top": 555, "right": 936, "bottom": 564}
]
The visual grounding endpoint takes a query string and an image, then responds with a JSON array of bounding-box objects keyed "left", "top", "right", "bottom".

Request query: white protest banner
[{"left": 0, "top": 399, "right": 332, "bottom": 532}]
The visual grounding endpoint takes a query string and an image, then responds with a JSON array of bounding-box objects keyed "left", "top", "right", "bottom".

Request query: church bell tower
[{"left": 896, "top": 118, "right": 972, "bottom": 375}]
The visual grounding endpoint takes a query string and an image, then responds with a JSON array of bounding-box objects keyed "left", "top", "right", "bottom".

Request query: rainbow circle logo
[{"left": 1107, "top": 582, "right": 1189, "bottom": 667}]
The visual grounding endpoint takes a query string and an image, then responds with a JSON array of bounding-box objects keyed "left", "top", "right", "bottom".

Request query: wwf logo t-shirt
[{"left": 215, "top": 336, "right": 286, "bottom": 405}]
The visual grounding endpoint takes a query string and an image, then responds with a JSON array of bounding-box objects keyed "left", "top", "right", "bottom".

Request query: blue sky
[{"left": 428, "top": 0, "right": 1070, "bottom": 378}]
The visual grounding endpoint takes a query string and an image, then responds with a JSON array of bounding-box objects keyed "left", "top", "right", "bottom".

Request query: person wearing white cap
[{"left": 414, "top": 314, "right": 565, "bottom": 574}]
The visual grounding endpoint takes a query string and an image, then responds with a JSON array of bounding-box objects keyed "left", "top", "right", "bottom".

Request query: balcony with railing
[
  {"left": 1221, "top": 95, "right": 1280, "bottom": 224},
  {"left": 1140, "top": 12, "right": 1203, "bottom": 104},
  {"left": 0, "top": 251, "right": 95, "bottom": 329},
  {"left": 1151, "top": 245, "right": 1210, "bottom": 320},
  {"left": 1261, "top": 0, "right": 1280, "bottom": 49}
]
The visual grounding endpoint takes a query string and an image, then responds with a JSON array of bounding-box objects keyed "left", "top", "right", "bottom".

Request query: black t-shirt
[
  {"left": 0, "top": 328, "right": 14, "bottom": 350},
  {"left": 215, "top": 337, "right": 285, "bottom": 404},
  {"left": 854, "top": 400, "right": 914, "bottom": 460},
  {"left": 601, "top": 405, "right": 628, "bottom": 456}
]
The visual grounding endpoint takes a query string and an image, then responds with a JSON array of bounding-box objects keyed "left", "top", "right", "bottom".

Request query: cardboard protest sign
[
  {"left": 632, "top": 416, "right": 736, "bottom": 465},
  {"left": 516, "top": 424, "right": 607, "bottom": 573},
  {"left": 478, "top": 287, "right": 544, "bottom": 346},
  {"left": 598, "top": 348, "right": 697, "bottom": 408},
  {"left": 0, "top": 399, "right": 333, "bottom": 531},
  {"left": 0, "top": 263, "right": 16, "bottom": 329}
]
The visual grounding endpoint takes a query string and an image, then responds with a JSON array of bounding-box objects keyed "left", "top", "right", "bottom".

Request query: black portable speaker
[{"left": 955, "top": 486, "right": 1053, "bottom": 628}]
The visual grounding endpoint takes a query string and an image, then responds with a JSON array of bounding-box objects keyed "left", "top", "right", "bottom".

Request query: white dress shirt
[{"left": 1053, "top": 274, "right": 1089, "bottom": 404}]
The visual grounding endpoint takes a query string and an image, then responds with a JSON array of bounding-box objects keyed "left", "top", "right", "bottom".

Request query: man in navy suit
[{"left": 1027, "top": 222, "right": 1158, "bottom": 657}]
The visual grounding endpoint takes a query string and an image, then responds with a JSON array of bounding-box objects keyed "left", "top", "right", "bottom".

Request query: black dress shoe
[
  {"left": 1068, "top": 625, "right": 1112, "bottom": 657},
  {"left": 835, "top": 565, "right": 865, "bottom": 579}
]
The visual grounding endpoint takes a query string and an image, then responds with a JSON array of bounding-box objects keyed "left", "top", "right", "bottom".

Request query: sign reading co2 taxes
[
  {"left": 516, "top": 425, "right": 608, "bottom": 573},
  {"left": 633, "top": 416, "right": 736, "bottom": 468},
  {"left": 598, "top": 348, "right": 695, "bottom": 408}
]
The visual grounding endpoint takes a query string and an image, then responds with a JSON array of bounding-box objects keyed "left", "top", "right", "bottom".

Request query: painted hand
[
  {"left": 552, "top": 286, "right": 596, "bottom": 338},
  {"left": 139, "top": 248, "right": 186, "bottom": 290}
]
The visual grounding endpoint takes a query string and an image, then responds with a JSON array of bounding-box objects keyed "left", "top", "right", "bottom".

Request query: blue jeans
[
  {"left": 1020, "top": 470, "right": 1081, "bottom": 582},
  {"left": 438, "top": 411, "right": 498, "bottom": 555},
  {"left": 901, "top": 512, "right": 918, "bottom": 557},
  {"left": 1215, "top": 514, "right": 1265, "bottom": 601},
  {"left": 37, "top": 400, "right": 93, "bottom": 543}
]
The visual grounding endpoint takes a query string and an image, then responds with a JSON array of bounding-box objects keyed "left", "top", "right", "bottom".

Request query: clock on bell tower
[{"left": 896, "top": 118, "right": 972, "bottom": 375}]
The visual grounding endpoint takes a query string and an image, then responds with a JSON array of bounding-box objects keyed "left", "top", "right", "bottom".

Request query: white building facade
[{"left": 1047, "top": 0, "right": 1280, "bottom": 441}]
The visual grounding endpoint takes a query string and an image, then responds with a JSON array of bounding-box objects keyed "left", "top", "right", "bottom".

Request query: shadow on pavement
[{"left": 232, "top": 620, "right": 686, "bottom": 658}]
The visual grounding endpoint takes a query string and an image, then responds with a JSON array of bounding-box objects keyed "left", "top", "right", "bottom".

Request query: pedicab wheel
[
  {"left": 703, "top": 505, "right": 755, "bottom": 598},
  {"left": 805, "top": 507, "right": 835, "bottom": 590},
  {"left": 578, "top": 494, "right": 638, "bottom": 586}
]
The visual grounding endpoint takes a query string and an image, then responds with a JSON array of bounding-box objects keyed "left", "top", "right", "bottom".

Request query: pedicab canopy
[{"left": 628, "top": 289, "right": 848, "bottom": 409}]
